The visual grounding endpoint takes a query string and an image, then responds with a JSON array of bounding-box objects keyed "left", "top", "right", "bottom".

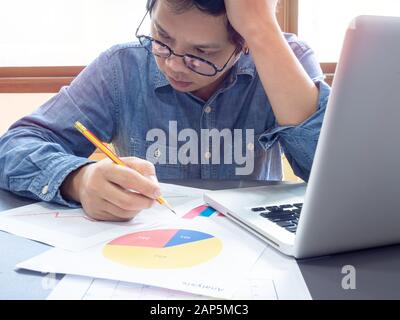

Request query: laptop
[{"left": 204, "top": 15, "right": 400, "bottom": 259}]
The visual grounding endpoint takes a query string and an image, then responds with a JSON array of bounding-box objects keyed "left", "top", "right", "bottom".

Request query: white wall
[{"left": 299, "top": 0, "right": 400, "bottom": 62}]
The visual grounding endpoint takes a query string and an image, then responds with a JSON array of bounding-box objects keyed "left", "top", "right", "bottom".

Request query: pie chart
[{"left": 103, "top": 229, "right": 223, "bottom": 269}]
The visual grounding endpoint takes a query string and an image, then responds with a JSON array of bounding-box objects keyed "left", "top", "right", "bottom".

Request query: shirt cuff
[
  {"left": 258, "top": 80, "right": 330, "bottom": 151},
  {"left": 27, "top": 155, "right": 96, "bottom": 208}
]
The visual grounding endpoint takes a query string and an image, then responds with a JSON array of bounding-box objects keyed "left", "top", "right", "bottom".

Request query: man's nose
[{"left": 165, "top": 54, "right": 187, "bottom": 73}]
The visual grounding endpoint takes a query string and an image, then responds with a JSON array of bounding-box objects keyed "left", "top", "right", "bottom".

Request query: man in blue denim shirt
[{"left": 0, "top": 0, "right": 330, "bottom": 221}]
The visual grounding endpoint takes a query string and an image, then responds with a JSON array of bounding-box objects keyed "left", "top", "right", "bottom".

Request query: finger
[
  {"left": 103, "top": 164, "right": 161, "bottom": 200},
  {"left": 121, "top": 157, "right": 157, "bottom": 176},
  {"left": 99, "top": 181, "right": 156, "bottom": 212},
  {"left": 86, "top": 209, "right": 131, "bottom": 222},
  {"left": 122, "top": 157, "right": 160, "bottom": 186},
  {"left": 147, "top": 174, "right": 159, "bottom": 184},
  {"left": 101, "top": 199, "right": 141, "bottom": 220}
]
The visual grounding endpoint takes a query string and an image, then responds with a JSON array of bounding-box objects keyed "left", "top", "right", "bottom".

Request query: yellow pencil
[{"left": 74, "top": 121, "right": 176, "bottom": 215}]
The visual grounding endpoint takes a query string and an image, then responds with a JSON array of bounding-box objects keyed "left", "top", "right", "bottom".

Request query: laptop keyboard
[{"left": 251, "top": 203, "right": 303, "bottom": 233}]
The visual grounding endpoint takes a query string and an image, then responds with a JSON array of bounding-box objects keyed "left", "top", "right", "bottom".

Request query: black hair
[{"left": 146, "top": 0, "right": 244, "bottom": 51}]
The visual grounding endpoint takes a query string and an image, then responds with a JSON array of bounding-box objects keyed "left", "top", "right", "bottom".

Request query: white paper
[
  {"left": 0, "top": 201, "right": 164, "bottom": 251},
  {"left": 48, "top": 274, "right": 278, "bottom": 300},
  {"left": 18, "top": 218, "right": 266, "bottom": 299},
  {"left": 249, "top": 247, "right": 312, "bottom": 300},
  {"left": 0, "top": 183, "right": 207, "bottom": 251},
  {"left": 160, "top": 183, "right": 208, "bottom": 199},
  {"left": 47, "top": 246, "right": 311, "bottom": 300}
]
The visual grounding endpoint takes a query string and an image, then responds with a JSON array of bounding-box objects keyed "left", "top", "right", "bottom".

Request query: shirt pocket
[{"left": 130, "top": 137, "right": 189, "bottom": 180}]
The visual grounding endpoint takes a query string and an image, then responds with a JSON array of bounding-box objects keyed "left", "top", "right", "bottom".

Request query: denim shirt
[{"left": 0, "top": 33, "right": 330, "bottom": 208}]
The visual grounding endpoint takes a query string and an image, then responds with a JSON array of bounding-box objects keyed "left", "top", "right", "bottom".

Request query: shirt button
[
  {"left": 204, "top": 152, "right": 212, "bottom": 160},
  {"left": 247, "top": 143, "right": 255, "bottom": 151},
  {"left": 41, "top": 185, "right": 49, "bottom": 195},
  {"left": 154, "top": 149, "right": 162, "bottom": 158},
  {"left": 204, "top": 106, "right": 212, "bottom": 114}
]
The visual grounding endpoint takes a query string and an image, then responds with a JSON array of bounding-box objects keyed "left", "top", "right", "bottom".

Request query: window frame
[
  {"left": 278, "top": 0, "right": 334, "bottom": 85},
  {"left": 0, "top": 66, "right": 84, "bottom": 93},
  {"left": 0, "top": 0, "right": 333, "bottom": 93}
]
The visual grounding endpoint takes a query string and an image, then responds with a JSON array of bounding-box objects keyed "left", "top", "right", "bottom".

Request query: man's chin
[
  {"left": 167, "top": 76, "right": 195, "bottom": 91},
  {"left": 170, "top": 84, "right": 195, "bottom": 92}
]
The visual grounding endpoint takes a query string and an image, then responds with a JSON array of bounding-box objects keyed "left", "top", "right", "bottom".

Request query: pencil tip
[{"left": 164, "top": 202, "right": 176, "bottom": 215}]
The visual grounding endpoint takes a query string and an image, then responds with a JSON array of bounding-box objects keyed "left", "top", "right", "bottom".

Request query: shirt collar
[
  {"left": 220, "top": 54, "right": 255, "bottom": 91},
  {"left": 153, "top": 60, "right": 170, "bottom": 89},
  {"left": 235, "top": 53, "right": 256, "bottom": 78}
]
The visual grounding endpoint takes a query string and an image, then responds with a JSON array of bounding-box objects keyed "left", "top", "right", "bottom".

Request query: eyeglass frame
[{"left": 135, "top": 10, "right": 240, "bottom": 77}]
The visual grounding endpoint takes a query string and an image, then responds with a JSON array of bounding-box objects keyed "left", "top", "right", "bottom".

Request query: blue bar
[{"left": 199, "top": 207, "right": 216, "bottom": 217}]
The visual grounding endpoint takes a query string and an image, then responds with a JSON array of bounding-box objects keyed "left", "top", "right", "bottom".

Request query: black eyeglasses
[{"left": 135, "top": 11, "right": 239, "bottom": 77}]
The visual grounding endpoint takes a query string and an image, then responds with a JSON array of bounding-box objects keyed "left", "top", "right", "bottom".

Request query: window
[
  {"left": 298, "top": 0, "right": 400, "bottom": 62},
  {"left": 0, "top": 0, "right": 150, "bottom": 67},
  {"left": 1, "top": 0, "right": 291, "bottom": 93}
]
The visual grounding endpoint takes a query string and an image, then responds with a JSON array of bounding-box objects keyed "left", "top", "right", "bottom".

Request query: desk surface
[{"left": 1, "top": 180, "right": 400, "bottom": 300}]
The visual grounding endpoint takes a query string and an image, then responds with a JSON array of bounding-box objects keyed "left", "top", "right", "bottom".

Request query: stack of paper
[{"left": 0, "top": 183, "right": 311, "bottom": 300}]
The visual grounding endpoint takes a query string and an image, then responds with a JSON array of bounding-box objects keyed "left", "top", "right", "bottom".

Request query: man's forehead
[
  {"left": 153, "top": 20, "right": 225, "bottom": 49},
  {"left": 152, "top": 2, "right": 231, "bottom": 46}
]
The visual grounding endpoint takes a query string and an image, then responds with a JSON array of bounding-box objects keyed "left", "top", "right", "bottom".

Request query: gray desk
[{"left": 1, "top": 180, "right": 400, "bottom": 300}]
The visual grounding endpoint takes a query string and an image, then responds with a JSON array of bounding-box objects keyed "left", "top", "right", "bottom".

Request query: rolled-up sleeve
[
  {"left": 258, "top": 34, "right": 331, "bottom": 181},
  {"left": 0, "top": 47, "right": 120, "bottom": 207}
]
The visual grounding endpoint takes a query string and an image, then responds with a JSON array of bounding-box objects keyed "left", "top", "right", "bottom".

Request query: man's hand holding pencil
[
  {"left": 60, "top": 121, "right": 175, "bottom": 222},
  {"left": 61, "top": 156, "right": 162, "bottom": 222}
]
